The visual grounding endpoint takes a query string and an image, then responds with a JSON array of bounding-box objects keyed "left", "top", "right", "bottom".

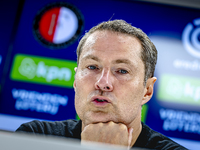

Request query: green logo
[
  {"left": 11, "top": 54, "right": 77, "bottom": 88},
  {"left": 157, "top": 74, "right": 200, "bottom": 106}
]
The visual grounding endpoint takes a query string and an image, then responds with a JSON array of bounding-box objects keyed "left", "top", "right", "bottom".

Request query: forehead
[
  {"left": 84, "top": 30, "right": 141, "bottom": 49},
  {"left": 80, "top": 30, "right": 143, "bottom": 65}
]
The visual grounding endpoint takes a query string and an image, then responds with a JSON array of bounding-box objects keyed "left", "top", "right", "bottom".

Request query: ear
[
  {"left": 73, "top": 67, "right": 77, "bottom": 91},
  {"left": 141, "top": 77, "right": 157, "bottom": 105}
]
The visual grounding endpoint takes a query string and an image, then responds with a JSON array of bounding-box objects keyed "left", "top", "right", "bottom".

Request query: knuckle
[
  {"left": 108, "top": 121, "right": 114, "bottom": 125},
  {"left": 84, "top": 124, "right": 94, "bottom": 131},
  {"left": 119, "top": 124, "right": 128, "bottom": 131},
  {"left": 98, "top": 122, "right": 104, "bottom": 127},
  {"left": 85, "top": 124, "right": 92, "bottom": 128}
]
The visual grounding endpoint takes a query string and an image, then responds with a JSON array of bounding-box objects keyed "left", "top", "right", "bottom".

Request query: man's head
[
  {"left": 76, "top": 20, "right": 157, "bottom": 84},
  {"left": 74, "top": 19, "right": 157, "bottom": 129}
]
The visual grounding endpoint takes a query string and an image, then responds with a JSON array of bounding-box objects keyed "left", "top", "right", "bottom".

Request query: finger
[{"left": 127, "top": 128, "right": 133, "bottom": 149}]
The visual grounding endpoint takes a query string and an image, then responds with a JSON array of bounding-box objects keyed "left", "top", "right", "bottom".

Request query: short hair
[{"left": 76, "top": 20, "right": 157, "bottom": 84}]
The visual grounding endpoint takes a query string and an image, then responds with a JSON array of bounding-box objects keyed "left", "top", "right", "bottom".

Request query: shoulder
[
  {"left": 16, "top": 119, "right": 82, "bottom": 139},
  {"left": 134, "top": 122, "right": 188, "bottom": 150}
]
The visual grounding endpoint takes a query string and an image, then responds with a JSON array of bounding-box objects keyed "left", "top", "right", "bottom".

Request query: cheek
[
  {"left": 79, "top": 69, "right": 97, "bottom": 81},
  {"left": 116, "top": 81, "right": 144, "bottom": 108},
  {"left": 114, "top": 72, "right": 143, "bottom": 86},
  {"left": 115, "top": 76, "right": 130, "bottom": 85},
  {"left": 119, "top": 92, "right": 142, "bottom": 117},
  {"left": 74, "top": 70, "right": 95, "bottom": 103},
  {"left": 74, "top": 80, "right": 86, "bottom": 119}
]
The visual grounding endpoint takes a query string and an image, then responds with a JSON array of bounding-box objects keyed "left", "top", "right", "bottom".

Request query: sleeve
[
  {"left": 15, "top": 120, "right": 45, "bottom": 134},
  {"left": 15, "top": 120, "right": 69, "bottom": 137}
]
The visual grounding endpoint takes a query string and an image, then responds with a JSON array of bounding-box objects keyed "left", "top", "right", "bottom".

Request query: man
[{"left": 16, "top": 20, "right": 187, "bottom": 149}]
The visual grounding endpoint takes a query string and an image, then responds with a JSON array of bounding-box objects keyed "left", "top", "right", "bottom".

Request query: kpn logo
[
  {"left": 10, "top": 54, "right": 76, "bottom": 88},
  {"left": 157, "top": 74, "right": 200, "bottom": 106}
]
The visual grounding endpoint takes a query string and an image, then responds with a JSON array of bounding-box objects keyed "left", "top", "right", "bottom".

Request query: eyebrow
[
  {"left": 114, "top": 59, "right": 137, "bottom": 70},
  {"left": 114, "top": 59, "right": 132, "bottom": 65},
  {"left": 82, "top": 55, "right": 100, "bottom": 62},
  {"left": 82, "top": 55, "right": 135, "bottom": 67}
]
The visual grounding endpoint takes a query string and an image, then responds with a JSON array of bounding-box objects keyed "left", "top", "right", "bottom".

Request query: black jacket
[{"left": 16, "top": 119, "right": 187, "bottom": 150}]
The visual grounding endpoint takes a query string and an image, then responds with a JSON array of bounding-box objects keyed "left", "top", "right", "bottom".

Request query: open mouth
[
  {"left": 94, "top": 98, "right": 108, "bottom": 103},
  {"left": 93, "top": 98, "right": 110, "bottom": 105},
  {"left": 91, "top": 96, "right": 111, "bottom": 106}
]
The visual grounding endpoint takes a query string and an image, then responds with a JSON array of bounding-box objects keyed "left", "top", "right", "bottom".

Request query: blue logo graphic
[{"left": 182, "top": 18, "right": 200, "bottom": 58}]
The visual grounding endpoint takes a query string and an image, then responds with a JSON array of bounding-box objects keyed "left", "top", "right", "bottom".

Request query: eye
[
  {"left": 87, "top": 65, "right": 98, "bottom": 70},
  {"left": 118, "top": 69, "right": 128, "bottom": 74}
]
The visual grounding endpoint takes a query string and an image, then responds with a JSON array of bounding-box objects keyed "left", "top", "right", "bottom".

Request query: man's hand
[{"left": 81, "top": 121, "right": 133, "bottom": 147}]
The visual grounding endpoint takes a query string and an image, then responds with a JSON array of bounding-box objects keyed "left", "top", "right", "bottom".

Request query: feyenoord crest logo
[{"left": 33, "top": 2, "right": 84, "bottom": 49}]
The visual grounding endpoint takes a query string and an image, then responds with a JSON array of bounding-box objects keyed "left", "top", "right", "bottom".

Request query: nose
[{"left": 95, "top": 69, "right": 113, "bottom": 91}]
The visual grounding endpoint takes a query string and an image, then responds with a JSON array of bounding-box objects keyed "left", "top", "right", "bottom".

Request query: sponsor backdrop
[{"left": 0, "top": 0, "right": 200, "bottom": 149}]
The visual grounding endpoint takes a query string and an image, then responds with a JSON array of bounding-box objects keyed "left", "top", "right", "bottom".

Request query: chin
[{"left": 84, "top": 112, "right": 117, "bottom": 124}]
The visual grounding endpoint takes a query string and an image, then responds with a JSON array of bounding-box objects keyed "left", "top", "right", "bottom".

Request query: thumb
[{"left": 127, "top": 128, "right": 133, "bottom": 149}]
